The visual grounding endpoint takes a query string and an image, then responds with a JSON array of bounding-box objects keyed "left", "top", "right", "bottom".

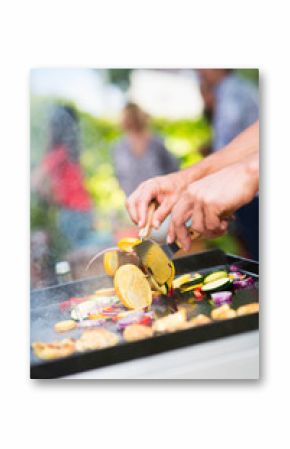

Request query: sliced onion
[
  {"left": 77, "top": 319, "right": 106, "bottom": 328},
  {"left": 229, "top": 272, "right": 246, "bottom": 280},
  {"left": 233, "top": 277, "right": 255, "bottom": 289},
  {"left": 229, "top": 264, "right": 239, "bottom": 272},
  {"left": 211, "top": 291, "right": 233, "bottom": 306},
  {"left": 117, "top": 311, "right": 153, "bottom": 330}
]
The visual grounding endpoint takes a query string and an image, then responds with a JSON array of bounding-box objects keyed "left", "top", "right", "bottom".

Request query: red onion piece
[
  {"left": 229, "top": 272, "right": 245, "bottom": 280},
  {"left": 233, "top": 277, "right": 254, "bottom": 289},
  {"left": 229, "top": 264, "right": 239, "bottom": 272},
  {"left": 211, "top": 291, "right": 233, "bottom": 306},
  {"left": 117, "top": 311, "right": 153, "bottom": 330}
]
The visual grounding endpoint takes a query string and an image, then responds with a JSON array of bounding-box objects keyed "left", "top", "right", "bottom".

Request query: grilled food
[
  {"left": 54, "top": 320, "right": 77, "bottom": 333},
  {"left": 32, "top": 339, "right": 76, "bottom": 360},
  {"left": 76, "top": 328, "right": 119, "bottom": 352},
  {"left": 114, "top": 264, "right": 152, "bottom": 310},
  {"left": 237, "top": 303, "right": 259, "bottom": 316},
  {"left": 211, "top": 304, "right": 236, "bottom": 320},
  {"left": 123, "top": 324, "right": 153, "bottom": 342},
  {"left": 153, "top": 309, "right": 187, "bottom": 333},
  {"left": 103, "top": 250, "right": 120, "bottom": 276}
]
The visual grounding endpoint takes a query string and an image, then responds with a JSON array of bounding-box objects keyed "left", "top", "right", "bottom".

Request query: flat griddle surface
[{"left": 30, "top": 249, "right": 259, "bottom": 378}]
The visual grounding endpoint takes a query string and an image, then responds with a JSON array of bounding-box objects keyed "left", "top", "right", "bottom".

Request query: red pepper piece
[
  {"left": 138, "top": 315, "right": 152, "bottom": 326},
  {"left": 193, "top": 290, "right": 205, "bottom": 301}
]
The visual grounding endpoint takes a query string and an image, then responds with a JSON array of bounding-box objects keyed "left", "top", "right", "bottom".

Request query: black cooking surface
[{"left": 30, "top": 249, "right": 259, "bottom": 378}]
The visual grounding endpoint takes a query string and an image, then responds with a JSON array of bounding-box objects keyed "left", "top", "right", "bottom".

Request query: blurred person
[
  {"left": 197, "top": 69, "right": 259, "bottom": 260},
  {"left": 113, "top": 102, "right": 179, "bottom": 197},
  {"left": 126, "top": 121, "right": 259, "bottom": 254},
  {"left": 31, "top": 105, "right": 108, "bottom": 250}
]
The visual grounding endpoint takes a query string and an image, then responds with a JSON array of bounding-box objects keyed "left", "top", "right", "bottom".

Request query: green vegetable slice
[
  {"left": 204, "top": 271, "right": 228, "bottom": 284},
  {"left": 201, "top": 277, "right": 232, "bottom": 293}
]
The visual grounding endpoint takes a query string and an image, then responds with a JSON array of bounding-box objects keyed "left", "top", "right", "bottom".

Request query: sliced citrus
[
  {"left": 114, "top": 264, "right": 152, "bottom": 310},
  {"left": 103, "top": 250, "right": 119, "bottom": 276},
  {"left": 117, "top": 237, "right": 141, "bottom": 253}
]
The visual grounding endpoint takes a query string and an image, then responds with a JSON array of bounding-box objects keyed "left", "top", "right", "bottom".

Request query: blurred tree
[
  {"left": 106, "top": 69, "right": 132, "bottom": 90},
  {"left": 235, "top": 69, "right": 259, "bottom": 85}
]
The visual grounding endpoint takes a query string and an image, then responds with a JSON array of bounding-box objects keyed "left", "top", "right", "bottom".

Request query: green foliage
[
  {"left": 235, "top": 69, "right": 259, "bottom": 85},
  {"left": 30, "top": 96, "right": 237, "bottom": 254}
]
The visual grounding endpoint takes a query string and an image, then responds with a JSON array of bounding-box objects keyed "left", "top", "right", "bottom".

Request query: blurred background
[{"left": 30, "top": 68, "right": 259, "bottom": 288}]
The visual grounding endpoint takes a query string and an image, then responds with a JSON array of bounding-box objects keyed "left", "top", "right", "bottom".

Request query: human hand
[
  {"left": 126, "top": 171, "right": 190, "bottom": 230},
  {"left": 167, "top": 157, "right": 259, "bottom": 250}
]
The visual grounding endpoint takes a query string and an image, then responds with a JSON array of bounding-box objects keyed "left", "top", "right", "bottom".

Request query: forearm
[{"left": 180, "top": 120, "right": 259, "bottom": 184}]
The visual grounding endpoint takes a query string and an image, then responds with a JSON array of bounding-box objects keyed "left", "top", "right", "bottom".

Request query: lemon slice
[
  {"left": 117, "top": 237, "right": 141, "bottom": 253},
  {"left": 114, "top": 264, "right": 152, "bottom": 310},
  {"left": 173, "top": 273, "right": 192, "bottom": 289},
  {"left": 103, "top": 250, "right": 119, "bottom": 276}
]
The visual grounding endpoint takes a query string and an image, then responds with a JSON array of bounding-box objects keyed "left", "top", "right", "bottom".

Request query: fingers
[
  {"left": 126, "top": 179, "right": 158, "bottom": 227},
  {"left": 203, "top": 203, "right": 222, "bottom": 233},
  {"left": 137, "top": 191, "right": 155, "bottom": 228},
  {"left": 169, "top": 195, "right": 193, "bottom": 251},
  {"left": 152, "top": 197, "right": 174, "bottom": 229}
]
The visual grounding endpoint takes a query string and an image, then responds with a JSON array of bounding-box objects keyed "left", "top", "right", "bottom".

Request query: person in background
[
  {"left": 197, "top": 69, "right": 259, "bottom": 260},
  {"left": 31, "top": 105, "right": 104, "bottom": 250},
  {"left": 113, "top": 102, "right": 179, "bottom": 197}
]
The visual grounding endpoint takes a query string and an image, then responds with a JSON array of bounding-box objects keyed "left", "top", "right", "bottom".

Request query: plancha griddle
[{"left": 30, "top": 249, "right": 259, "bottom": 379}]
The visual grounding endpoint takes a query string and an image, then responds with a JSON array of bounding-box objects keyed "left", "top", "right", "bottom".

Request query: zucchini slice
[
  {"left": 179, "top": 273, "right": 204, "bottom": 289},
  {"left": 203, "top": 271, "right": 228, "bottom": 284},
  {"left": 201, "top": 277, "right": 232, "bottom": 293}
]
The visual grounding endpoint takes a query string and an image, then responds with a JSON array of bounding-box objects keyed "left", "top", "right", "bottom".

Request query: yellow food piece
[
  {"left": 180, "top": 283, "right": 203, "bottom": 293},
  {"left": 173, "top": 274, "right": 192, "bottom": 289},
  {"left": 153, "top": 309, "right": 187, "bottom": 333},
  {"left": 103, "top": 250, "right": 119, "bottom": 276},
  {"left": 149, "top": 275, "right": 168, "bottom": 295},
  {"left": 32, "top": 339, "right": 76, "bottom": 360},
  {"left": 114, "top": 264, "right": 152, "bottom": 310},
  {"left": 237, "top": 303, "right": 259, "bottom": 316},
  {"left": 151, "top": 290, "right": 162, "bottom": 298},
  {"left": 140, "top": 243, "right": 175, "bottom": 287},
  {"left": 54, "top": 320, "right": 77, "bottom": 333},
  {"left": 189, "top": 314, "right": 211, "bottom": 326},
  {"left": 93, "top": 287, "right": 116, "bottom": 297},
  {"left": 117, "top": 237, "right": 141, "bottom": 253},
  {"left": 123, "top": 324, "right": 153, "bottom": 342},
  {"left": 211, "top": 304, "right": 237, "bottom": 320},
  {"left": 76, "top": 328, "right": 119, "bottom": 352}
]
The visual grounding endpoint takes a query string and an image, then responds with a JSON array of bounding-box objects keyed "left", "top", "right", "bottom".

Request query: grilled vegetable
[
  {"left": 193, "top": 289, "right": 205, "bottom": 300},
  {"left": 181, "top": 283, "right": 203, "bottom": 293},
  {"left": 233, "top": 277, "right": 255, "bottom": 289},
  {"left": 114, "top": 264, "right": 152, "bottom": 310},
  {"left": 211, "top": 304, "right": 236, "bottom": 320},
  {"left": 173, "top": 274, "right": 192, "bottom": 289},
  {"left": 117, "top": 237, "right": 142, "bottom": 252},
  {"left": 204, "top": 271, "right": 228, "bottom": 284},
  {"left": 236, "top": 303, "right": 259, "bottom": 316},
  {"left": 201, "top": 277, "right": 232, "bottom": 293},
  {"left": 211, "top": 291, "right": 233, "bottom": 306},
  {"left": 103, "top": 250, "right": 120, "bottom": 276}
]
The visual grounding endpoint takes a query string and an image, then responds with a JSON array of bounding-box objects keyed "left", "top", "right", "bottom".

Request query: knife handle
[{"left": 138, "top": 202, "right": 157, "bottom": 239}]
